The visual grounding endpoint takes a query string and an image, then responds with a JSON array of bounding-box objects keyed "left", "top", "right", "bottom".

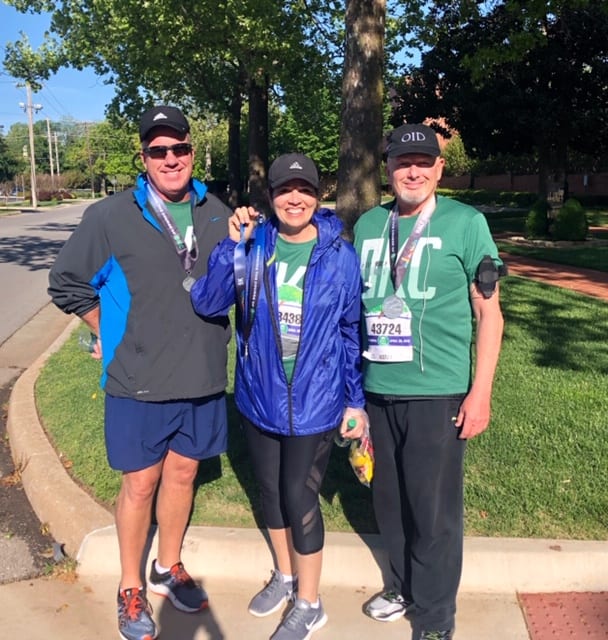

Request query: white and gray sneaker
[
  {"left": 270, "top": 597, "right": 328, "bottom": 640},
  {"left": 365, "top": 590, "right": 411, "bottom": 622},
  {"left": 248, "top": 570, "right": 295, "bottom": 617}
]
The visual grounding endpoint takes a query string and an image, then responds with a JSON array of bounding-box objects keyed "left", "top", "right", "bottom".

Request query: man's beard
[{"left": 396, "top": 190, "right": 426, "bottom": 208}]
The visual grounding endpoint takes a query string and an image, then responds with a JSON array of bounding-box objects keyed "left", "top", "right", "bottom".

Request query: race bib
[
  {"left": 278, "top": 299, "right": 302, "bottom": 358},
  {"left": 363, "top": 303, "right": 413, "bottom": 362}
]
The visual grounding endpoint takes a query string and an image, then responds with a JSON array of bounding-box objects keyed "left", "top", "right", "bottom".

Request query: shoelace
[
  {"left": 119, "top": 589, "right": 150, "bottom": 622},
  {"left": 284, "top": 603, "right": 316, "bottom": 630},
  {"left": 383, "top": 590, "right": 404, "bottom": 603},
  {"left": 421, "top": 632, "right": 449, "bottom": 640},
  {"left": 262, "top": 571, "right": 283, "bottom": 597}
]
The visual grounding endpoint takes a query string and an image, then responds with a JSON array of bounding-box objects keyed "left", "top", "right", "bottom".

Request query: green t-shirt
[
  {"left": 274, "top": 235, "right": 316, "bottom": 383},
  {"left": 353, "top": 195, "right": 502, "bottom": 397},
  {"left": 166, "top": 201, "right": 194, "bottom": 247}
]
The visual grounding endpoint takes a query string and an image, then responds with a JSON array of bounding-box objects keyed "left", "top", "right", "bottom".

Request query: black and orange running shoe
[{"left": 148, "top": 560, "right": 208, "bottom": 612}]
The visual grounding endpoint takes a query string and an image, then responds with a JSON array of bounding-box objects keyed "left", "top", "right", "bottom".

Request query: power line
[{"left": 38, "top": 83, "right": 75, "bottom": 121}]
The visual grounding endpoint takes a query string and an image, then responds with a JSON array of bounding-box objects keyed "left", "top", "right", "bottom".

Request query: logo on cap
[
  {"left": 401, "top": 132, "right": 428, "bottom": 143},
  {"left": 289, "top": 161, "right": 303, "bottom": 170},
  {"left": 152, "top": 112, "right": 170, "bottom": 122}
]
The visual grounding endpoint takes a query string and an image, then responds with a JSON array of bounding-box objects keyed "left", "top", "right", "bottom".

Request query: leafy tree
[
  {"left": 0, "top": 134, "right": 21, "bottom": 182},
  {"left": 4, "top": 0, "right": 331, "bottom": 206},
  {"left": 190, "top": 114, "right": 230, "bottom": 183},
  {"left": 270, "top": 85, "right": 341, "bottom": 175},
  {"left": 86, "top": 121, "right": 139, "bottom": 192},
  {"left": 5, "top": 0, "right": 428, "bottom": 224},
  {"left": 393, "top": 1, "right": 608, "bottom": 198},
  {"left": 1, "top": 31, "right": 62, "bottom": 90}
]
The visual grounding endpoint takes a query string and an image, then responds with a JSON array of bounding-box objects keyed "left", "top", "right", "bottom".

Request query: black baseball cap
[
  {"left": 268, "top": 153, "right": 319, "bottom": 191},
  {"left": 386, "top": 123, "right": 440, "bottom": 158},
  {"left": 139, "top": 105, "right": 190, "bottom": 141}
]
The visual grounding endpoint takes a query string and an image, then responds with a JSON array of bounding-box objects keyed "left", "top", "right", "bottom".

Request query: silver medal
[
  {"left": 382, "top": 295, "right": 404, "bottom": 319},
  {"left": 182, "top": 275, "right": 196, "bottom": 292}
]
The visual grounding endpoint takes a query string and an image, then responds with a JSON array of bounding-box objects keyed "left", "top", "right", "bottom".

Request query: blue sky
[{"left": 0, "top": 4, "right": 115, "bottom": 130}]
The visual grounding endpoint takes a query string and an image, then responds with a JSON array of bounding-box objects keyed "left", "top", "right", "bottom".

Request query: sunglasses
[{"left": 142, "top": 143, "right": 193, "bottom": 159}]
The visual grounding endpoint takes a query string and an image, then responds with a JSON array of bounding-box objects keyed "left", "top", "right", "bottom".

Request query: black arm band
[{"left": 475, "top": 255, "right": 504, "bottom": 299}]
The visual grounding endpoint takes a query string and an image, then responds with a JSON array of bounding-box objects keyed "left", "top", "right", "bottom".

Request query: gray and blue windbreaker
[
  {"left": 48, "top": 175, "right": 232, "bottom": 401},
  {"left": 191, "top": 208, "right": 365, "bottom": 436}
]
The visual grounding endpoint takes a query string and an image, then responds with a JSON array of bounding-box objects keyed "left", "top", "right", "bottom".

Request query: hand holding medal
[{"left": 229, "top": 206, "right": 260, "bottom": 243}]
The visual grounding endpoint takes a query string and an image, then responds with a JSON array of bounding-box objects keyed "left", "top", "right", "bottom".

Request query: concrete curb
[
  {"left": 6, "top": 309, "right": 608, "bottom": 593},
  {"left": 75, "top": 525, "right": 608, "bottom": 593},
  {"left": 6, "top": 315, "right": 114, "bottom": 558}
]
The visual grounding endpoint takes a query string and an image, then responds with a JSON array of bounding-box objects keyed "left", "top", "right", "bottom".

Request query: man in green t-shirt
[{"left": 353, "top": 123, "right": 505, "bottom": 640}]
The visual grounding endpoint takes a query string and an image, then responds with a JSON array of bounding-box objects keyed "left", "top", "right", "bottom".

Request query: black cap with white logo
[
  {"left": 386, "top": 123, "right": 440, "bottom": 158},
  {"left": 268, "top": 153, "right": 319, "bottom": 191},
  {"left": 139, "top": 105, "right": 190, "bottom": 141}
]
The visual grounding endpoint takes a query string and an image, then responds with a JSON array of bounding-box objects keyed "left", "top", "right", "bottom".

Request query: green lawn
[{"left": 36, "top": 276, "right": 608, "bottom": 540}]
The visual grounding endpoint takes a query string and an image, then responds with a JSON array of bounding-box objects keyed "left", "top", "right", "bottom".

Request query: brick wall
[{"left": 440, "top": 172, "right": 608, "bottom": 196}]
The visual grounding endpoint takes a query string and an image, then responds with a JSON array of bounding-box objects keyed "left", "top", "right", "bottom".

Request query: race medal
[
  {"left": 182, "top": 275, "right": 196, "bottom": 292},
  {"left": 382, "top": 294, "right": 404, "bottom": 319}
]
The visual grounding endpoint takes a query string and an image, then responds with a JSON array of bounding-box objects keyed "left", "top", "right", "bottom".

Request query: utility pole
[
  {"left": 82, "top": 122, "right": 95, "bottom": 198},
  {"left": 19, "top": 83, "right": 42, "bottom": 208},
  {"left": 54, "top": 132, "right": 61, "bottom": 177},
  {"left": 46, "top": 118, "right": 55, "bottom": 187}
]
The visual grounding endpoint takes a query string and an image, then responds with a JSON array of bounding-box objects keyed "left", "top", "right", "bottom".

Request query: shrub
[
  {"left": 37, "top": 190, "right": 56, "bottom": 203},
  {"left": 36, "top": 189, "right": 77, "bottom": 203},
  {"left": 525, "top": 198, "right": 550, "bottom": 238},
  {"left": 552, "top": 198, "right": 588, "bottom": 241}
]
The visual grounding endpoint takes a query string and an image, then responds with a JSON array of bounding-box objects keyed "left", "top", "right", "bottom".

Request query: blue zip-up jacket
[
  {"left": 48, "top": 175, "right": 232, "bottom": 401},
  {"left": 191, "top": 208, "right": 365, "bottom": 436}
]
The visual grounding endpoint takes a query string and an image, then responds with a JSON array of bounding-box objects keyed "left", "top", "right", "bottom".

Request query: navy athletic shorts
[{"left": 104, "top": 392, "right": 228, "bottom": 472}]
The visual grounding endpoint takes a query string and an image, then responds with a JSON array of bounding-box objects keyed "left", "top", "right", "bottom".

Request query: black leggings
[{"left": 242, "top": 417, "right": 334, "bottom": 556}]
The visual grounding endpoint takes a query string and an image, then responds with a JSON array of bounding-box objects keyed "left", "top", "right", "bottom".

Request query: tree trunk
[
  {"left": 248, "top": 71, "right": 269, "bottom": 215},
  {"left": 227, "top": 80, "right": 243, "bottom": 208},
  {"left": 336, "top": 0, "right": 386, "bottom": 239}
]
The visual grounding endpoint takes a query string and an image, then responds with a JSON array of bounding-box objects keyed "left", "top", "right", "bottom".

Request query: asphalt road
[
  {"left": 0, "top": 203, "right": 86, "bottom": 386},
  {"left": 0, "top": 202, "right": 88, "bottom": 583}
]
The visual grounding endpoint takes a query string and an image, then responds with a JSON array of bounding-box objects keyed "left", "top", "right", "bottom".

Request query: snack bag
[{"left": 348, "top": 426, "right": 374, "bottom": 487}]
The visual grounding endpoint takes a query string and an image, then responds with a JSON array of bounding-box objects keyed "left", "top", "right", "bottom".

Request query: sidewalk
[
  {"left": 3, "top": 255, "right": 608, "bottom": 639},
  {"left": 502, "top": 252, "right": 608, "bottom": 300}
]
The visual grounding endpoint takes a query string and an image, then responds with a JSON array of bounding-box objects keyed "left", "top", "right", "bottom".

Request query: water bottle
[
  {"left": 78, "top": 327, "right": 98, "bottom": 353},
  {"left": 335, "top": 418, "right": 357, "bottom": 447}
]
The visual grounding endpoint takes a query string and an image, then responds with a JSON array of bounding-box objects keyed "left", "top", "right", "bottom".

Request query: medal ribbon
[
  {"left": 234, "top": 214, "right": 266, "bottom": 342},
  {"left": 234, "top": 224, "right": 247, "bottom": 317},
  {"left": 389, "top": 197, "right": 436, "bottom": 292},
  {"left": 146, "top": 180, "right": 199, "bottom": 275}
]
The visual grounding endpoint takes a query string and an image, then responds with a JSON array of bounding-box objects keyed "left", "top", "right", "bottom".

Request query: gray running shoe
[
  {"left": 117, "top": 587, "right": 157, "bottom": 640},
  {"left": 365, "top": 589, "right": 410, "bottom": 622},
  {"left": 270, "top": 597, "right": 328, "bottom": 640},
  {"left": 248, "top": 569, "right": 295, "bottom": 617}
]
